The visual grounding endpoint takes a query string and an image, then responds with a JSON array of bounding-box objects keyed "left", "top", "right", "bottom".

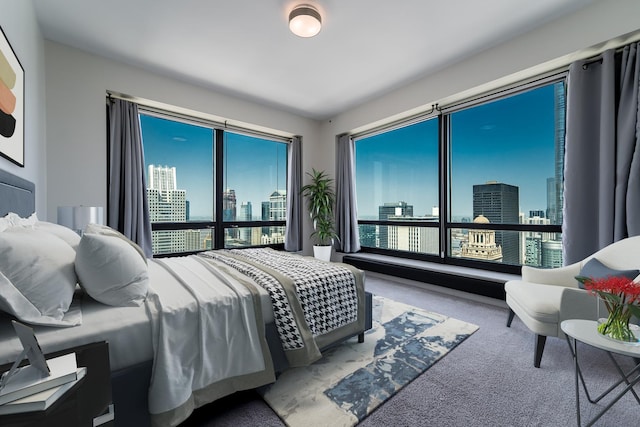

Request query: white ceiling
[{"left": 33, "top": 0, "right": 596, "bottom": 120}]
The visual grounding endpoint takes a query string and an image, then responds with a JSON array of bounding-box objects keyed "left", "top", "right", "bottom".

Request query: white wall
[
  {"left": 319, "top": 0, "right": 640, "bottom": 160},
  {"left": 44, "top": 41, "right": 322, "bottom": 252},
  {"left": 0, "top": 0, "right": 47, "bottom": 215}
]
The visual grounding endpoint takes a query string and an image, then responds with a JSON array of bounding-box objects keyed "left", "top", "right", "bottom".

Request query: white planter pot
[{"left": 313, "top": 245, "right": 332, "bottom": 262}]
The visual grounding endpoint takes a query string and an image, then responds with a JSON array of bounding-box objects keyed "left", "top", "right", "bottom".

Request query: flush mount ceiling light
[{"left": 289, "top": 4, "right": 322, "bottom": 38}]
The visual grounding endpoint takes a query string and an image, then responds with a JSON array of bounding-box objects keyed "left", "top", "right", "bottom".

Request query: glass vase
[{"left": 596, "top": 297, "right": 639, "bottom": 344}]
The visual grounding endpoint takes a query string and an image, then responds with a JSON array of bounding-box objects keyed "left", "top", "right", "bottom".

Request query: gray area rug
[
  {"left": 258, "top": 296, "right": 477, "bottom": 426},
  {"left": 182, "top": 273, "right": 640, "bottom": 426}
]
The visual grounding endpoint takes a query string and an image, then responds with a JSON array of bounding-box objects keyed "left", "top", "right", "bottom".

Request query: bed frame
[
  {"left": 0, "top": 169, "right": 35, "bottom": 218},
  {"left": 0, "top": 168, "right": 372, "bottom": 426}
]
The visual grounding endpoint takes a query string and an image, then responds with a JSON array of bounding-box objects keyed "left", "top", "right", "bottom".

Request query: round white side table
[{"left": 561, "top": 319, "right": 640, "bottom": 427}]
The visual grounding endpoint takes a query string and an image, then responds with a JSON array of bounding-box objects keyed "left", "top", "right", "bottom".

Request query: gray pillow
[
  {"left": 0, "top": 228, "right": 79, "bottom": 324},
  {"left": 577, "top": 258, "right": 640, "bottom": 289},
  {"left": 75, "top": 224, "right": 149, "bottom": 306}
]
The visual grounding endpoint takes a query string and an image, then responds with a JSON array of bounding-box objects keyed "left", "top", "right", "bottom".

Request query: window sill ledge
[{"left": 338, "top": 252, "right": 521, "bottom": 300}]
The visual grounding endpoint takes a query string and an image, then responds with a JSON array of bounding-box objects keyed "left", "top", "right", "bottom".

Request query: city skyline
[
  {"left": 140, "top": 114, "right": 287, "bottom": 220},
  {"left": 146, "top": 163, "right": 287, "bottom": 253},
  {"left": 360, "top": 193, "right": 562, "bottom": 266},
  {"left": 141, "top": 82, "right": 563, "bottom": 226},
  {"left": 146, "top": 162, "right": 286, "bottom": 222}
]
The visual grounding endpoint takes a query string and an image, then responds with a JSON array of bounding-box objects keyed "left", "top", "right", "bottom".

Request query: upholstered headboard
[{"left": 0, "top": 168, "right": 35, "bottom": 217}]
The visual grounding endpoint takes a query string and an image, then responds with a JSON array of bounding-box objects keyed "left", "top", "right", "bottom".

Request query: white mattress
[{"left": 0, "top": 259, "right": 274, "bottom": 371}]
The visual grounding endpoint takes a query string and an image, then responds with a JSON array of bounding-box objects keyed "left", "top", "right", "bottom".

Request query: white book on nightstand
[
  {"left": 0, "top": 367, "right": 87, "bottom": 415},
  {"left": 0, "top": 352, "right": 79, "bottom": 405}
]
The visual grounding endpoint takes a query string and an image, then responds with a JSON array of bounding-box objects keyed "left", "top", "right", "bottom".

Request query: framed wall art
[{"left": 0, "top": 25, "right": 24, "bottom": 167}]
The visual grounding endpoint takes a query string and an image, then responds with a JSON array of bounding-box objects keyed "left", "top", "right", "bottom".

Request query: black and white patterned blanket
[{"left": 199, "top": 248, "right": 363, "bottom": 366}]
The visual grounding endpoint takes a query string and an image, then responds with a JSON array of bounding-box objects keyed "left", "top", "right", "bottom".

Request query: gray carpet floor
[{"left": 181, "top": 273, "right": 639, "bottom": 426}]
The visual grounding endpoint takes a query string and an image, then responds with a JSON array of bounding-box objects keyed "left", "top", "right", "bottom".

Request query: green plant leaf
[{"left": 300, "top": 168, "right": 338, "bottom": 246}]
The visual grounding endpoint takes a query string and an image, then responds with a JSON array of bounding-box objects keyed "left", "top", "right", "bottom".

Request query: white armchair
[{"left": 505, "top": 236, "right": 640, "bottom": 368}]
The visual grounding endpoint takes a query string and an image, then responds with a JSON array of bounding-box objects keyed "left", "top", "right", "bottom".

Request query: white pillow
[
  {"left": 0, "top": 273, "right": 82, "bottom": 327},
  {"left": 34, "top": 221, "right": 81, "bottom": 250},
  {"left": 0, "top": 228, "right": 78, "bottom": 323},
  {"left": 0, "top": 218, "right": 9, "bottom": 232},
  {"left": 0, "top": 213, "right": 82, "bottom": 250},
  {"left": 0, "top": 212, "right": 37, "bottom": 231},
  {"left": 75, "top": 224, "right": 149, "bottom": 306}
]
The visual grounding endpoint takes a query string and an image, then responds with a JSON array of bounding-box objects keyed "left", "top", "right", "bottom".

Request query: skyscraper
[
  {"left": 223, "top": 189, "right": 237, "bottom": 221},
  {"left": 261, "top": 201, "right": 270, "bottom": 237},
  {"left": 546, "top": 177, "right": 557, "bottom": 224},
  {"left": 379, "top": 201, "right": 414, "bottom": 219},
  {"left": 269, "top": 190, "right": 287, "bottom": 221},
  {"left": 223, "top": 188, "right": 238, "bottom": 240},
  {"left": 542, "top": 240, "right": 563, "bottom": 268},
  {"left": 525, "top": 235, "right": 542, "bottom": 266},
  {"left": 268, "top": 190, "right": 286, "bottom": 244},
  {"left": 521, "top": 214, "right": 553, "bottom": 267},
  {"left": 239, "top": 201, "right": 252, "bottom": 244},
  {"left": 387, "top": 216, "right": 439, "bottom": 254},
  {"left": 553, "top": 82, "right": 566, "bottom": 228},
  {"left": 185, "top": 229, "right": 201, "bottom": 251},
  {"left": 378, "top": 201, "right": 413, "bottom": 249},
  {"left": 147, "top": 165, "right": 187, "bottom": 254},
  {"left": 542, "top": 82, "right": 567, "bottom": 248},
  {"left": 359, "top": 224, "right": 377, "bottom": 248},
  {"left": 529, "top": 210, "right": 545, "bottom": 219},
  {"left": 473, "top": 181, "right": 519, "bottom": 264},
  {"left": 239, "top": 201, "right": 252, "bottom": 220}
]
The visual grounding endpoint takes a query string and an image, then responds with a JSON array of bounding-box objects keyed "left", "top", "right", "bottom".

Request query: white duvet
[{"left": 145, "top": 256, "right": 270, "bottom": 418}]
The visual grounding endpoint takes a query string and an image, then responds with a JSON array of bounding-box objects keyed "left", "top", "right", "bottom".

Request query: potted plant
[{"left": 301, "top": 168, "right": 339, "bottom": 261}]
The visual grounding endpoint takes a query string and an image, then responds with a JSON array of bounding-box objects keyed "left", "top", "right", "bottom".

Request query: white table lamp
[{"left": 57, "top": 206, "right": 104, "bottom": 235}]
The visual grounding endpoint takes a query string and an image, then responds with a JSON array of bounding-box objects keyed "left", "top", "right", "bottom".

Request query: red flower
[
  {"left": 582, "top": 276, "right": 640, "bottom": 304},
  {"left": 576, "top": 275, "right": 640, "bottom": 329}
]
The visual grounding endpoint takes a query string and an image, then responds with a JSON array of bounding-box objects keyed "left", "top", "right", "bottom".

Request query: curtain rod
[
  {"left": 106, "top": 91, "right": 294, "bottom": 143},
  {"left": 440, "top": 70, "right": 567, "bottom": 114},
  {"left": 582, "top": 58, "right": 603, "bottom": 70},
  {"left": 579, "top": 42, "right": 635, "bottom": 70},
  {"left": 351, "top": 104, "right": 441, "bottom": 140}
]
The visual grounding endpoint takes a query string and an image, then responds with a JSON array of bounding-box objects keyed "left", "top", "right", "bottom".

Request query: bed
[{"left": 0, "top": 169, "right": 372, "bottom": 426}]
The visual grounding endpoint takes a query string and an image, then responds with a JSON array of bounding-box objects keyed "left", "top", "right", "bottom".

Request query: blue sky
[
  {"left": 140, "top": 115, "right": 214, "bottom": 219},
  {"left": 355, "top": 119, "right": 439, "bottom": 218},
  {"left": 355, "top": 83, "right": 560, "bottom": 220},
  {"left": 222, "top": 132, "right": 287, "bottom": 217},
  {"left": 140, "top": 115, "right": 287, "bottom": 220}
]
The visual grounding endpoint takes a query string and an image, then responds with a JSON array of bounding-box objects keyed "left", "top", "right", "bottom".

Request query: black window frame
[
  {"left": 137, "top": 110, "right": 289, "bottom": 257},
  {"left": 353, "top": 74, "right": 566, "bottom": 275}
]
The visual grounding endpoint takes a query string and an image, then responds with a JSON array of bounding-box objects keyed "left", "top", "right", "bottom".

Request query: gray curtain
[
  {"left": 335, "top": 134, "right": 361, "bottom": 253},
  {"left": 284, "top": 136, "right": 302, "bottom": 251},
  {"left": 564, "top": 43, "right": 640, "bottom": 264},
  {"left": 107, "top": 98, "right": 153, "bottom": 257}
]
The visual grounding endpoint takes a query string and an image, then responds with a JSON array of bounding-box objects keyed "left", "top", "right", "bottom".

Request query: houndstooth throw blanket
[{"left": 199, "top": 248, "right": 364, "bottom": 366}]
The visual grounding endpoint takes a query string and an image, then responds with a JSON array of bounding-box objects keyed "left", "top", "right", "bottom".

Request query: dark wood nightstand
[{"left": 0, "top": 341, "right": 114, "bottom": 427}]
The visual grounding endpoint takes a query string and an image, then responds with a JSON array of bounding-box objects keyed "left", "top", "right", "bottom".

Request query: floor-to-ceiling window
[
  {"left": 139, "top": 111, "right": 288, "bottom": 256},
  {"left": 354, "top": 77, "right": 565, "bottom": 274},
  {"left": 447, "top": 81, "right": 564, "bottom": 272},
  {"left": 355, "top": 118, "right": 440, "bottom": 257},
  {"left": 222, "top": 131, "right": 288, "bottom": 249}
]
